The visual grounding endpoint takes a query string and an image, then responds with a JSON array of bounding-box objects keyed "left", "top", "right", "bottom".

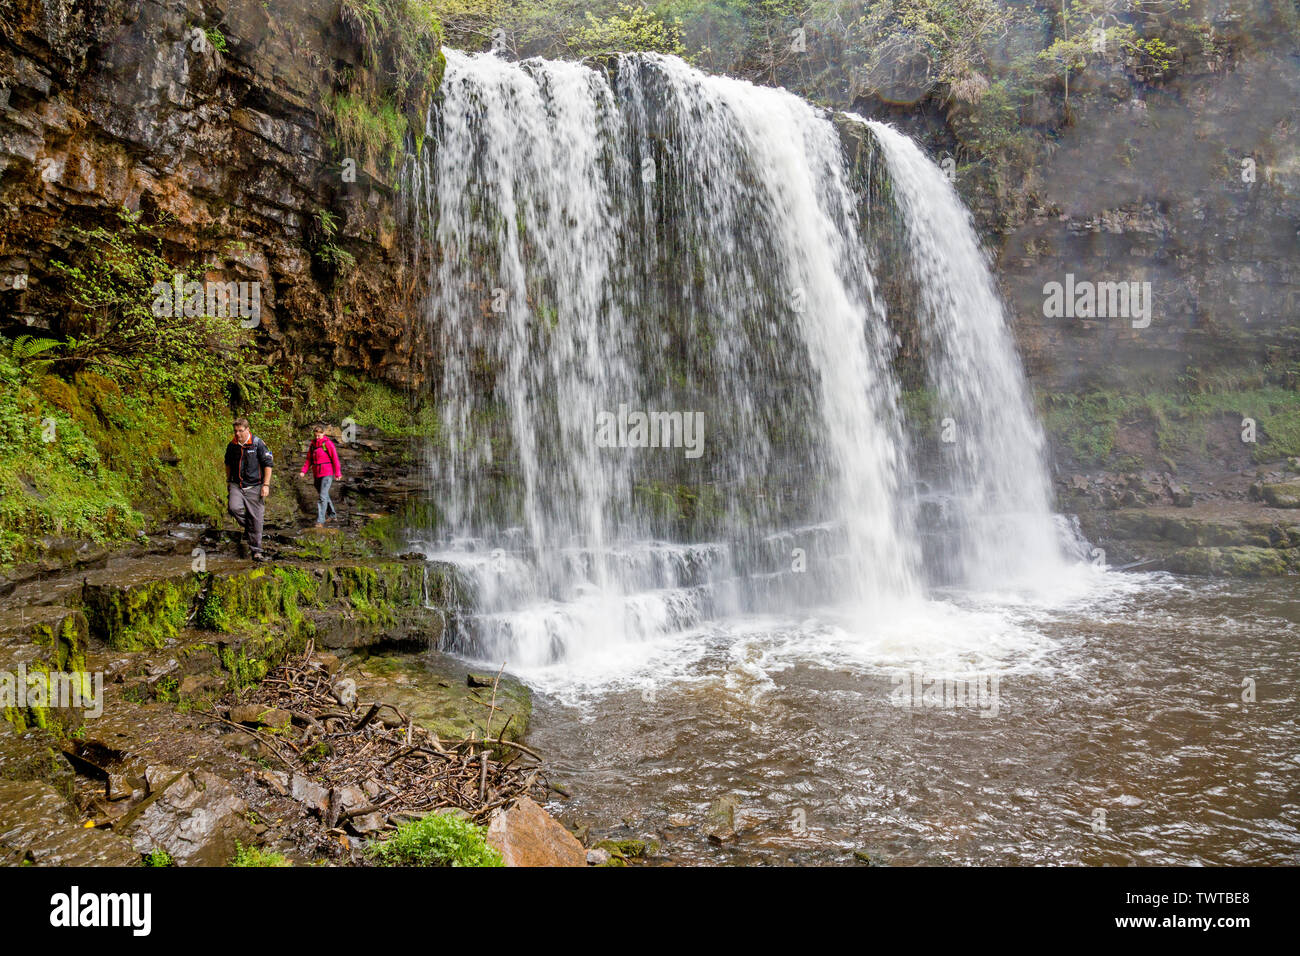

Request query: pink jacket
[{"left": 301, "top": 436, "right": 342, "bottom": 479}]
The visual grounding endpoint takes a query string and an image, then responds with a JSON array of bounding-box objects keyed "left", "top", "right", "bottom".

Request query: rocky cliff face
[
  {"left": 0, "top": 0, "right": 433, "bottom": 386},
  {"left": 997, "top": 38, "right": 1300, "bottom": 395},
  {"left": 850, "top": 5, "right": 1300, "bottom": 396}
]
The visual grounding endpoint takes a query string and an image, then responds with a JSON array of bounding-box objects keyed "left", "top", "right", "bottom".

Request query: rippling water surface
[{"left": 467, "top": 570, "right": 1300, "bottom": 866}]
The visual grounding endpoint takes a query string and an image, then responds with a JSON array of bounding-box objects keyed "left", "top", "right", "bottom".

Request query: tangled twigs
[{"left": 211, "top": 646, "right": 549, "bottom": 829}]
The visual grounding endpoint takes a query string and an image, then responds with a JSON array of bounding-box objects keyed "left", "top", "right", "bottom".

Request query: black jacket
[{"left": 226, "top": 436, "right": 273, "bottom": 487}]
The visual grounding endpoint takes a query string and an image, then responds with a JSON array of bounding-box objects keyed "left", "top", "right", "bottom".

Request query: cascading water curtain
[
  {"left": 403, "top": 50, "right": 1071, "bottom": 666},
  {"left": 860, "top": 119, "right": 1071, "bottom": 589}
]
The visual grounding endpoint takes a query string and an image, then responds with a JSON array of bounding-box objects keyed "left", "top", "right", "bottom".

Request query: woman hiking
[{"left": 299, "top": 423, "right": 342, "bottom": 526}]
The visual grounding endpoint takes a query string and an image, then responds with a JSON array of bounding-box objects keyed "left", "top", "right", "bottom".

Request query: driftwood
[{"left": 207, "top": 642, "right": 548, "bottom": 829}]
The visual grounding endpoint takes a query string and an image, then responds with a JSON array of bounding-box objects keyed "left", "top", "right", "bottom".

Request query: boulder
[
  {"left": 289, "top": 773, "right": 330, "bottom": 815},
  {"left": 330, "top": 678, "right": 357, "bottom": 709},
  {"left": 1262, "top": 482, "right": 1300, "bottom": 508},
  {"left": 124, "top": 765, "right": 255, "bottom": 866},
  {"left": 486, "top": 797, "right": 586, "bottom": 867},
  {"left": 594, "top": 837, "right": 659, "bottom": 860},
  {"left": 229, "top": 704, "right": 292, "bottom": 730},
  {"left": 349, "top": 812, "right": 385, "bottom": 835}
]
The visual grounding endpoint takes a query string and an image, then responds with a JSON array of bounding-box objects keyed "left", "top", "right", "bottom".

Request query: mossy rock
[
  {"left": 0, "top": 606, "right": 88, "bottom": 673},
  {"left": 350, "top": 655, "right": 531, "bottom": 743},
  {"left": 1261, "top": 482, "right": 1300, "bottom": 509},
  {"left": 196, "top": 565, "right": 320, "bottom": 636},
  {"left": 83, "top": 572, "right": 204, "bottom": 650},
  {"left": 1164, "top": 546, "right": 1295, "bottom": 578},
  {"left": 0, "top": 607, "right": 92, "bottom": 733},
  {"left": 1108, "top": 510, "right": 1275, "bottom": 548},
  {"left": 316, "top": 562, "right": 428, "bottom": 610},
  {"left": 0, "top": 728, "right": 77, "bottom": 802},
  {"left": 593, "top": 838, "right": 659, "bottom": 860}
]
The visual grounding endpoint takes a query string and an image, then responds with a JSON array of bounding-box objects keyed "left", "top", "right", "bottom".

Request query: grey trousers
[{"left": 227, "top": 482, "right": 265, "bottom": 554}]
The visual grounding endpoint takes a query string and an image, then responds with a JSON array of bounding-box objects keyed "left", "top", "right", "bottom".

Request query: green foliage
[
  {"left": 0, "top": 349, "right": 142, "bottom": 548},
  {"left": 655, "top": 0, "right": 767, "bottom": 72},
  {"left": 367, "top": 812, "right": 504, "bottom": 867},
  {"left": 230, "top": 843, "right": 292, "bottom": 867},
  {"left": 570, "top": 3, "right": 685, "bottom": 57},
  {"left": 331, "top": 0, "right": 445, "bottom": 172},
  {"left": 326, "top": 92, "right": 410, "bottom": 174},
  {"left": 204, "top": 27, "right": 228, "bottom": 53},
  {"left": 5, "top": 335, "right": 60, "bottom": 378},
  {"left": 436, "top": 0, "right": 809, "bottom": 72},
  {"left": 47, "top": 207, "right": 254, "bottom": 408},
  {"left": 309, "top": 206, "right": 359, "bottom": 275},
  {"left": 144, "top": 848, "right": 174, "bottom": 867},
  {"left": 1042, "top": 384, "right": 1300, "bottom": 467},
  {"left": 340, "top": 0, "right": 445, "bottom": 109}
]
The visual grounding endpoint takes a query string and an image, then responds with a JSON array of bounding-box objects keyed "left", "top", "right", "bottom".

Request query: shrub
[
  {"left": 366, "top": 812, "right": 504, "bottom": 867},
  {"left": 230, "top": 843, "right": 292, "bottom": 867}
]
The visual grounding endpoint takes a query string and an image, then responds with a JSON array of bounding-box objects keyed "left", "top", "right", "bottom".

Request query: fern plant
[{"left": 7, "top": 334, "right": 60, "bottom": 377}]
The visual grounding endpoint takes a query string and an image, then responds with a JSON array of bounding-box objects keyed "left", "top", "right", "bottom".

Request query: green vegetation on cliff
[
  {"left": 329, "top": 0, "right": 447, "bottom": 171},
  {"left": 1041, "top": 380, "right": 1300, "bottom": 470}
]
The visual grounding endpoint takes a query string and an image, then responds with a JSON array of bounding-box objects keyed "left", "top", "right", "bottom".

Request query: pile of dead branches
[{"left": 206, "top": 641, "right": 548, "bottom": 830}]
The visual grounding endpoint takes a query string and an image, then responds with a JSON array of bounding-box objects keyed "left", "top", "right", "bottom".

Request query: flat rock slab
[
  {"left": 486, "top": 796, "right": 586, "bottom": 867},
  {"left": 0, "top": 779, "right": 139, "bottom": 866}
]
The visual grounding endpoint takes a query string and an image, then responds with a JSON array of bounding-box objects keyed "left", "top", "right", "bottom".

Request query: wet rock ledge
[
  {"left": 0, "top": 547, "right": 566, "bottom": 866},
  {"left": 1061, "top": 467, "right": 1300, "bottom": 577}
]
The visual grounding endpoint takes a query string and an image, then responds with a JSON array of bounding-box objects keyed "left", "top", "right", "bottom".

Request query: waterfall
[
  {"left": 405, "top": 50, "right": 1072, "bottom": 670},
  {"left": 858, "top": 119, "right": 1070, "bottom": 588}
]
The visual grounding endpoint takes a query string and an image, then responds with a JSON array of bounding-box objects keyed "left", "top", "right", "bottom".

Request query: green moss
[
  {"left": 187, "top": 562, "right": 428, "bottom": 690},
  {"left": 0, "top": 658, "right": 98, "bottom": 736},
  {"left": 83, "top": 575, "right": 203, "bottom": 650},
  {"left": 196, "top": 566, "right": 321, "bottom": 637},
  {"left": 0, "top": 364, "right": 142, "bottom": 551},
  {"left": 24, "top": 612, "right": 88, "bottom": 674},
  {"left": 1041, "top": 385, "right": 1300, "bottom": 468},
  {"left": 154, "top": 676, "right": 179, "bottom": 703},
  {"left": 1164, "top": 546, "right": 1295, "bottom": 578},
  {"left": 303, "top": 741, "right": 333, "bottom": 764}
]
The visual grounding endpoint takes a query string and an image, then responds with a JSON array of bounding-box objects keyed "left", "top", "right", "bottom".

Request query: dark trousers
[{"left": 227, "top": 482, "right": 265, "bottom": 554}]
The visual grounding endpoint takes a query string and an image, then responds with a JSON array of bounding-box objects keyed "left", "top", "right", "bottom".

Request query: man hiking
[{"left": 225, "top": 417, "right": 274, "bottom": 561}]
